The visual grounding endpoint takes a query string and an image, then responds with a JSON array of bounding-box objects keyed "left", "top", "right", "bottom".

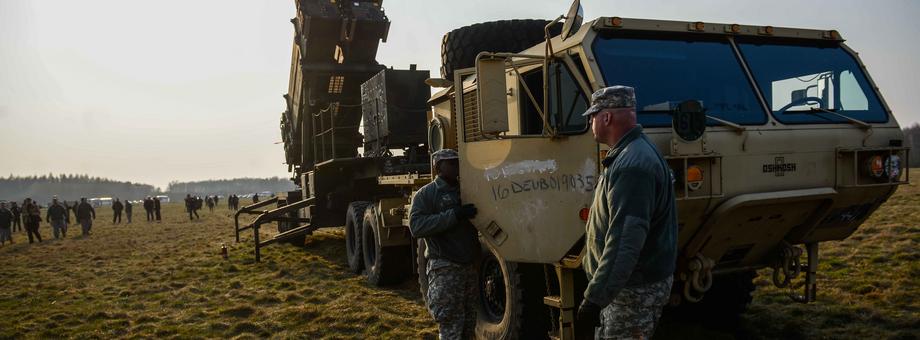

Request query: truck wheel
[
  {"left": 665, "top": 270, "right": 757, "bottom": 328},
  {"left": 475, "top": 242, "right": 551, "bottom": 339},
  {"left": 362, "top": 204, "right": 410, "bottom": 286},
  {"left": 440, "top": 19, "right": 562, "bottom": 79},
  {"left": 345, "top": 201, "right": 370, "bottom": 274}
]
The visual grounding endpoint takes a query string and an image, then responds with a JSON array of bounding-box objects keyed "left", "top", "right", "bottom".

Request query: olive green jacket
[
  {"left": 583, "top": 126, "right": 678, "bottom": 306},
  {"left": 409, "top": 177, "right": 480, "bottom": 268}
]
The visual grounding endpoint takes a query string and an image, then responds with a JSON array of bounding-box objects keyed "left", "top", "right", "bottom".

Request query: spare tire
[{"left": 440, "top": 19, "right": 563, "bottom": 80}]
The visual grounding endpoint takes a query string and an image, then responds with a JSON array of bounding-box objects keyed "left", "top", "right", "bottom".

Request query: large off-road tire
[
  {"left": 345, "top": 201, "right": 370, "bottom": 274},
  {"left": 664, "top": 270, "right": 757, "bottom": 328},
  {"left": 476, "top": 242, "right": 551, "bottom": 339},
  {"left": 440, "top": 19, "right": 563, "bottom": 79},
  {"left": 362, "top": 204, "right": 411, "bottom": 286}
]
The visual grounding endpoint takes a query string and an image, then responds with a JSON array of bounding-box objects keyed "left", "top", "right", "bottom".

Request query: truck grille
[{"left": 462, "top": 90, "right": 485, "bottom": 142}]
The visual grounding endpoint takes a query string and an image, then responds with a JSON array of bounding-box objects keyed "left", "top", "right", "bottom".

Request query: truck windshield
[
  {"left": 592, "top": 35, "right": 766, "bottom": 127},
  {"left": 737, "top": 40, "right": 888, "bottom": 124}
]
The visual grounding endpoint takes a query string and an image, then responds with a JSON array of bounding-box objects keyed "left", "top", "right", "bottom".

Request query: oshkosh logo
[{"left": 762, "top": 157, "right": 796, "bottom": 177}]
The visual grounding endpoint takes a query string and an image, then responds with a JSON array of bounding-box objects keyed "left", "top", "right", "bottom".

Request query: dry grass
[
  {"left": 0, "top": 171, "right": 917, "bottom": 339},
  {"left": 0, "top": 204, "right": 436, "bottom": 339}
]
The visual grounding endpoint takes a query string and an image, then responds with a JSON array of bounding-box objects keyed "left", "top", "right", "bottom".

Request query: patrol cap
[
  {"left": 582, "top": 85, "right": 636, "bottom": 117},
  {"left": 431, "top": 148, "right": 459, "bottom": 165}
]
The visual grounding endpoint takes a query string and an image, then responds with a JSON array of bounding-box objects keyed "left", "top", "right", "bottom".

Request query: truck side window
[{"left": 517, "top": 62, "right": 589, "bottom": 135}]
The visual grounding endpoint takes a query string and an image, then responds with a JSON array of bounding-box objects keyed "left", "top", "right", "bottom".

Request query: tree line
[
  {"left": 1, "top": 174, "right": 297, "bottom": 203},
  {"left": 165, "top": 177, "right": 296, "bottom": 197},
  {"left": 0, "top": 174, "right": 158, "bottom": 203}
]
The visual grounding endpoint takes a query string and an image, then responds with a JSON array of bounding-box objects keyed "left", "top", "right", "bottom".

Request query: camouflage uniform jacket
[
  {"left": 409, "top": 176, "right": 480, "bottom": 272},
  {"left": 583, "top": 125, "right": 678, "bottom": 306}
]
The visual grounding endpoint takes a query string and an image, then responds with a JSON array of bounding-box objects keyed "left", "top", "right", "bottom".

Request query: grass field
[{"left": 0, "top": 174, "right": 917, "bottom": 339}]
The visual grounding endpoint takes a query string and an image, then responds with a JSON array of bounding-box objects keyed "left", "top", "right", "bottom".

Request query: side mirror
[
  {"left": 561, "top": 0, "right": 584, "bottom": 41},
  {"left": 672, "top": 100, "right": 706, "bottom": 142},
  {"left": 476, "top": 58, "right": 510, "bottom": 134}
]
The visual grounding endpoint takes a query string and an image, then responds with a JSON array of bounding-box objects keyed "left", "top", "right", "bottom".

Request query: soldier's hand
[
  {"left": 576, "top": 299, "right": 602, "bottom": 330},
  {"left": 455, "top": 204, "right": 478, "bottom": 221}
]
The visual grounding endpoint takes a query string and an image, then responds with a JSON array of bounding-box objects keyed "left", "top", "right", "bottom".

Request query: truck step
[
  {"left": 543, "top": 295, "right": 562, "bottom": 308},
  {"left": 260, "top": 224, "right": 316, "bottom": 247}
]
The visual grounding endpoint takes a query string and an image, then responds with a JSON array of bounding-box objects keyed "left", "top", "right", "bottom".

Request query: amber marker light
[
  {"left": 687, "top": 165, "right": 704, "bottom": 191},
  {"left": 579, "top": 208, "right": 590, "bottom": 222},
  {"left": 868, "top": 155, "right": 885, "bottom": 178}
]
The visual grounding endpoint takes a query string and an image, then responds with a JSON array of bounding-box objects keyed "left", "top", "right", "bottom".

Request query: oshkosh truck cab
[{"left": 426, "top": 3, "right": 908, "bottom": 338}]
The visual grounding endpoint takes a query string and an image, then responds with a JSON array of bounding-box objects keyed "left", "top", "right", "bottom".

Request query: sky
[{"left": 1, "top": 0, "right": 918, "bottom": 189}]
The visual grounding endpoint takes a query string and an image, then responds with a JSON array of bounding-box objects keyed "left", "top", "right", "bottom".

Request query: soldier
[
  {"left": 112, "top": 198, "right": 124, "bottom": 224},
  {"left": 409, "top": 149, "right": 480, "bottom": 340},
  {"left": 185, "top": 194, "right": 199, "bottom": 220},
  {"left": 205, "top": 196, "right": 215, "bottom": 212},
  {"left": 144, "top": 197, "right": 154, "bottom": 221},
  {"left": 46, "top": 196, "right": 69, "bottom": 239},
  {"left": 0, "top": 202, "right": 13, "bottom": 245},
  {"left": 10, "top": 202, "right": 22, "bottom": 232},
  {"left": 22, "top": 198, "right": 43, "bottom": 243},
  {"left": 153, "top": 196, "right": 162, "bottom": 222},
  {"left": 125, "top": 199, "right": 133, "bottom": 224},
  {"left": 252, "top": 193, "right": 259, "bottom": 204},
  {"left": 576, "top": 86, "right": 678, "bottom": 339},
  {"left": 76, "top": 197, "right": 96, "bottom": 236}
]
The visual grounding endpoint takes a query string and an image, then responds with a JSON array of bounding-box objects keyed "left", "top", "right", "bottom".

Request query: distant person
[
  {"left": 232, "top": 195, "right": 240, "bottom": 210},
  {"left": 185, "top": 194, "right": 199, "bottom": 220},
  {"left": 154, "top": 196, "right": 162, "bottom": 222},
  {"left": 0, "top": 202, "right": 14, "bottom": 245},
  {"left": 76, "top": 197, "right": 96, "bottom": 237},
  {"left": 228, "top": 195, "right": 234, "bottom": 210},
  {"left": 252, "top": 193, "right": 259, "bottom": 204},
  {"left": 10, "top": 202, "right": 22, "bottom": 233},
  {"left": 143, "top": 197, "right": 154, "bottom": 222},
  {"left": 214, "top": 195, "right": 220, "bottom": 207},
  {"left": 125, "top": 200, "right": 133, "bottom": 224},
  {"left": 206, "top": 196, "right": 215, "bottom": 212},
  {"left": 22, "top": 198, "right": 43, "bottom": 244},
  {"left": 112, "top": 198, "right": 124, "bottom": 224},
  {"left": 46, "top": 196, "right": 69, "bottom": 239}
]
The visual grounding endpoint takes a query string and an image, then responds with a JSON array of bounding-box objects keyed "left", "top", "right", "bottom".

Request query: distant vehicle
[
  {"left": 89, "top": 197, "right": 113, "bottom": 207},
  {"left": 155, "top": 195, "right": 170, "bottom": 203}
]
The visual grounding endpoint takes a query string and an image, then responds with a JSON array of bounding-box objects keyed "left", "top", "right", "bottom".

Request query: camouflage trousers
[
  {"left": 595, "top": 276, "right": 673, "bottom": 340},
  {"left": 426, "top": 260, "right": 477, "bottom": 340}
]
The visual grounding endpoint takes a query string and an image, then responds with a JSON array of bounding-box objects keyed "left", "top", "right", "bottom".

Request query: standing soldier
[
  {"left": 213, "top": 195, "right": 219, "bottom": 207},
  {"left": 0, "top": 202, "right": 14, "bottom": 245},
  {"left": 143, "top": 197, "right": 154, "bottom": 222},
  {"left": 409, "top": 149, "right": 480, "bottom": 340},
  {"left": 205, "top": 196, "right": 215, "bottom": 212},
  {"left": 252, "top": 193, "right": 259, "bottom": 204},
  {"left": 10, "top": 202, "right": 22, "bottom": 233},
  {"left": 46, "top": 196, "right": 69, "bottom": 239},
  {"left": 22, "top": 198, "right": 43, "bottom": 243},
  {"left": 154, "top": 196, "right": 162, "bottom": 222},
  {"left": 125, "top": 199, "right": 133, "bottom": 224},
  {"left": 185, "top": 194, "right": 199, "bottom": 220},
  {"left": 575, "top": 86, "right": 678, "bottom": 339},
  {"left": 112, "top": 198, "right": 124, "bottom": 224},
  {"left": 76, "top": 197, "right": 96, "bottom": 237}
]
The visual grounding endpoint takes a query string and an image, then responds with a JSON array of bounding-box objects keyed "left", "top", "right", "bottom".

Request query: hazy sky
[{"left": 1, "top": 0, "right": 918, "bottom": 189}]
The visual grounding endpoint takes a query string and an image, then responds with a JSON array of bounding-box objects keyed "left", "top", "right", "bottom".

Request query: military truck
[{"left": 235, "top": 1, "right": 909, "bottom": 339}]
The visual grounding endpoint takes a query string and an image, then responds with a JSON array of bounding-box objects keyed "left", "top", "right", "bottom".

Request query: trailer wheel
[
  {"left": 362, "top": 204, "right": 410, "bottom": 286},
  {"left": 440, "top": 19, "right": 562, "bottom": 79},
  {"left": 475, "top": 242, "right": 551, "bottom": 339},
  {"left": 664, "top": 270, "right": 757, "bottom": 328},
  {"left": 345, "top": 201, "right": 370, "bottom": 274}
]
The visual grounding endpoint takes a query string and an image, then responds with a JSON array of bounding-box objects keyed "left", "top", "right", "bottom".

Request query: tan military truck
[{"left": 240, "top": 1, "right": 908, "bottom": 339}]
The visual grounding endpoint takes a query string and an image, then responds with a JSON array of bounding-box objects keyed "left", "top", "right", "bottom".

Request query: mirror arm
[
  {"left": 507, "top": 60, "right": 550, "bottom": 133},
  {"left": 542, "top": 16, "right": 564, "bottom": 137},
  {"left": 705, "top": 115, "right": 746, "bottom": 134}
]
